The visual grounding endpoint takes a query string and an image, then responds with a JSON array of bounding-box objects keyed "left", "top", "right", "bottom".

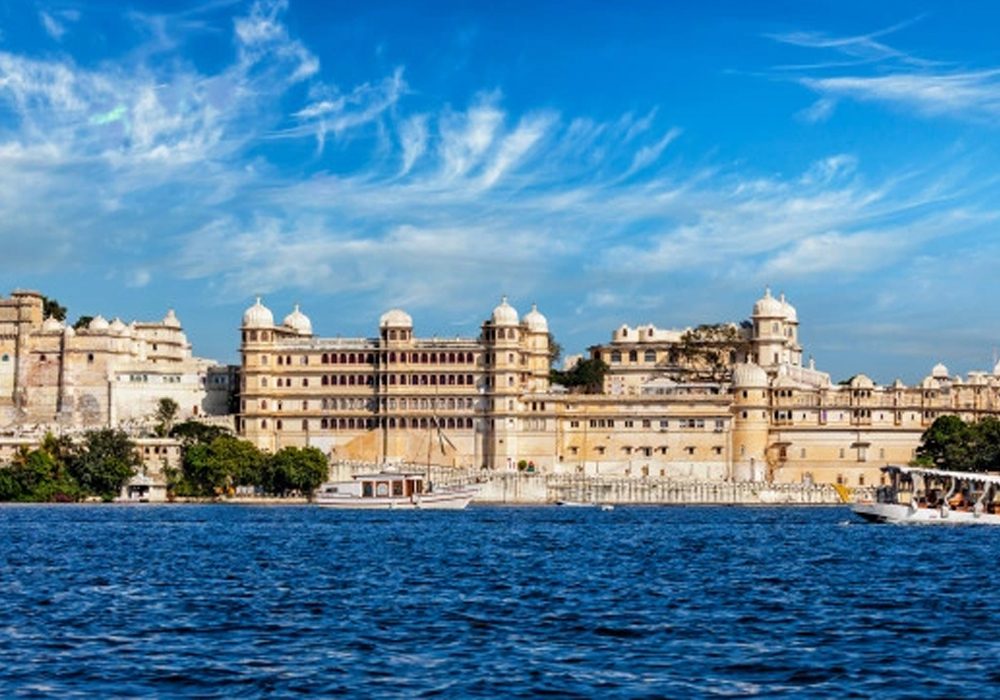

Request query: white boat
[
  {"left": 315, "top": 470, "right": 476, "bottom": 510},
  {"left": 852, "top": 465, "right": 1000, "bottom": 525}
]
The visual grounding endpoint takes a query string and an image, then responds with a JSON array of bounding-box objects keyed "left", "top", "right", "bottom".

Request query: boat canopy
[{"left": 883, "top": 464, "right": 1000, "bottom": 486}]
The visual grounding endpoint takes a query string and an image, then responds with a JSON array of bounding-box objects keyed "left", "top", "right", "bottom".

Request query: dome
[
  {"left": 242, "top": 297, "right": 274, "bottom": 329},
  {"left": 779, "top": 293, "right": 797, "bottom": 323},
  {"left": 753, "top": 288, "right": 785, "bottom": 318},
  {"left": 63, "top": 325, "right": 75, "bottom": 338},
  {"left": 283, "top": 304, "right": 313, "bottom": 335},
  {"left": 522, "top": 303, "right": 548, "bottom": 333},
  {"left": 491, "top": 296, "right": 519, "bottom": 326},
  {"left": 41, "top": 317, "right": 63, "bottom": 333},
  {"left": 931, "top": 362, "right": 949, "bottom": 379},
  {"left": 379, "top": 308, "right": 413, "bottom": 328},
  {"left": 88, "top": 315, "right": 110, "bottom": 332},
  {"left": 109, "top": 317, "right": 128, "bottom": 335},
  {"left": 849, "top": 374, "right": 875, "bottom": 389},
  {"left": 732, "top": 363, "right": 769, "bottom": 388},
  {"left": 992, "top": 359, "right": 1000, "bottom": 377},
  {"left": 163, "top": 309, "right": 181, "bottom": 328}
]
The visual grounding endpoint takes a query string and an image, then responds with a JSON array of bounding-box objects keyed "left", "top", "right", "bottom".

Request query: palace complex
[
  {"left": 5, "top": 286, "right": 1000, "bottom": 489},
  {"left": 0, "top": 290, "right": 232, "bottom": 431},
  {"left": 238, "top": 289, "right": 1000, "bottom": 487}
]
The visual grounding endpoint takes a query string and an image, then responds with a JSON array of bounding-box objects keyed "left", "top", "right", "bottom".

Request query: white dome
[
  {"left": 63, "top": 325, "right": 75, "bottom": 338},
  {"left": 779, "top": 293, "right": 797, "bottom": 323},
  {"left": 523, "top": 303, "right": 548, "bottom": 333},
  {"left": 931, "top": 362, "right": 949, "bottom": 379},
  {"left": 283, "top": 305, "right": 313, "bottom": 335},
  {"left": 163, "top": 309, "right": 181, "bottom": 328},
  {"left": 491, "top": 296, "right": 519, "bottom": 326},
  {"left": 88, "top": 315, "right": 110, "bottom": 332},
  {"left": 753, "top": 288, "right": 785, "bottom": 318},
  {"left": 41, "top": 317, "right": 63, "bottom": 333},
  {"left": 379, "top": 308, "right": 412, "bottom": 328},
  {"left": 109, "top": 318, "right": 129, "bottom": 335},
  {"left": 242, "top": 297, "right": 274, "bottom": 329},
  {"left": 732, "top": 363, "right": 769, "bottom": 388},
  {"left": 849, "top": 374, "right": 875, "bottom": 389}
]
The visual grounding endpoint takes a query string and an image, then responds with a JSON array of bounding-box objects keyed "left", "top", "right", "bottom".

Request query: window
[
  {"left": 628, "top": 350, "right": 638, "bottom": 362},
  {"left": 644, "top": 350, "right": 656, "bottom": 363},
  {"left": 610, "top": 351, "right": 621, "bottom": 363}
]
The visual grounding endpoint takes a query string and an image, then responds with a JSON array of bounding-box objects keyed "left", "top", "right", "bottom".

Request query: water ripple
[{"left": 2, "top": 505, "right": 1000, "bottom": 697}]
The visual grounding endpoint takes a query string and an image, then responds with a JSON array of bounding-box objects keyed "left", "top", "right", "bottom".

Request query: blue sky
[{"left": 2, "top": 0, "right": 1000, "bottom": 384}]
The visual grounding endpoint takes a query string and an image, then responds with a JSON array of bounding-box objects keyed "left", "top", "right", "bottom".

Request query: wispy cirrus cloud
[
  {"left": 772, "top": 17, "right": 1000, "bottom": 123},
  {"left": 1, "top": 0, "right": 999, "bottom": 382}
]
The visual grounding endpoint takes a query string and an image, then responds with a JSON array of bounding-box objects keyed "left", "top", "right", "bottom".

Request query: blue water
[{"left": 1, "top": 505, "right": 999, "bottom": 698}]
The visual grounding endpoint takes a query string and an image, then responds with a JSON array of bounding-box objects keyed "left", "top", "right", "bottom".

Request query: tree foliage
[
  {"left": 676, "top": 323, "right": 749, "bottom": 381},
  {"left": 0, "top": 430, "right": 137, "bottom": 502},
  {"left": 73, "top": 315, "right": 93, "bottom": 330},
  {"left": 169, "top": 420, "right": 231, "bottom": 445},
  {"left": 550, "top": 357, "right": 609, "bottom": 394},
  {"left": 154, "top": 397, "right": 180, "bottom": 437},
  {"left": 546, "top": 332, "right": 563, "bottom": 367},
  {"left": 67, "top": 429, "right": 141, "bottom": 500},
  {"left": 40, "top": 296, "right": 67, "bottom": 322},
  {"left": 176, "top": 436, "right": 329, "bottom": 498},
  {"left": 265, "top": 446, "right": 330, "bottom": 497},
  {"left": 915, "top": 416, "right": 1000, "bottom": 472}
]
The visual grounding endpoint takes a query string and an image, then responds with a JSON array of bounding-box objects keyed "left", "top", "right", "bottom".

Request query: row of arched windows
[{"left": 318, "top": 417, "right": 475, "bottom": 430}]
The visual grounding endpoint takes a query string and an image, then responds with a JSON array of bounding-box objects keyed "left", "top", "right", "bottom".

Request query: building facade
[
  {"left": 0, "top": 290, "right": 233, "bottom": 431},
  {"left": 238, "top": 290, "right": 1000, "bottom": 487}
]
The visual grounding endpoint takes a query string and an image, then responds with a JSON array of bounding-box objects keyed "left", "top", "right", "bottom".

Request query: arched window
[
  {"left": 389, "top": 352, "right": 396, "bottom": 362},
  {"left": 322, "top": 375, "right": 329, "bottom": 386},
  {"left": 644, "top": 350, "right": 656, "bottom": 362},
  {"left": 421, "top": 353, "right": 429, "bottom": 363},
  {"left": 276, "top": 420, "right": 283, "bottom": 430},
  {"left": 322, "top": 353, "right": 329, "bottom": 364},
  {"left": 261, "top": 419, "right": 268, "bottom": 429},
  {"left": 1, "top": 354, "right": 8, "bottom": 362},
  {"left": 277, "top": 355, "right": 284, "bottom": 365},
  {"left": 302, "top": 420, "right": 308, "bottom": 430},
  {"left": 430, "top": 353, "right": 438, "bottom": 363}
]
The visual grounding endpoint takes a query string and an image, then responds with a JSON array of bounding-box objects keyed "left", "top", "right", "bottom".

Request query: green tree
[
  {"left": 1, "top": 446, "right": 79, "bottom": 502},
  {"left": 67, "top": 429, "right": 140, "bottom": 500},
  {"left": 170, "top": 420, "right": 231, "bottom": 445},
  {"left": 550, "top": 357, "right": 609, "bottom": 394},
  {"left": 154, "top": 397, "right": 180, "bottom": 437},
  {"left": 181, "top": 435, "right": 265, "bottom": 496},
  {"left": 546, "top": 332, "right": 563, "bottom": 367},
  {"left": 676, "top": 323, "right": 749, "bottom": 381},
  {"left": 73, "top": 315, "right": 93, "bottom": 330},
  {"left": 41, "top": 296, "right": 67, "bottom": 321},
  {"left": 915, "top": 415, "right": 975, "bottom": 471},
  {"left": 265, "top": 446, "right": 329, "bottom": 497}
]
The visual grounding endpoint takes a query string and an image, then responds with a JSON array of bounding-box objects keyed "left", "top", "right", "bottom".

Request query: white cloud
[
  {"left": 623, "top": 127, "right": 681, "bottom": 178},
  {"left": 398, "top": 114, "right": 428, "bottom": 175},
  {"left": 797, "top": 97, "right": 836, "bottom": 123},
  {"left": 40, "top": 11, "right": 67, "bottom": 41},
  {"left": 802, "top": 71, "right": 1000, "bottom": 120}
]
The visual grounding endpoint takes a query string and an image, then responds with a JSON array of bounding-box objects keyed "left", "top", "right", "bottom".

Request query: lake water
[{"left": 1, "top": 505, "right": 999, "bottom": 697}]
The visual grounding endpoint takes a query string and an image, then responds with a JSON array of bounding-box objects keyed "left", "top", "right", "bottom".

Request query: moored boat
[
  {"left": 852, "top": 465, "right": 1000, "bottom": 525},
  {"left": 315, "top": 470, "right": 476, "bottom": 510}
]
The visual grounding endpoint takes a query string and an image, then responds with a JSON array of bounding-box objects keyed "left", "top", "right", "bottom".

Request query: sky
[{"left": 2, "top": 0, "right": 1000, "bottom": 384}]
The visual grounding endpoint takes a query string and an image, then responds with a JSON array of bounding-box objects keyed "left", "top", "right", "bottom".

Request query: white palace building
[{"left": 236, "top": 289, "right": 1000, "bottom": 487}]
